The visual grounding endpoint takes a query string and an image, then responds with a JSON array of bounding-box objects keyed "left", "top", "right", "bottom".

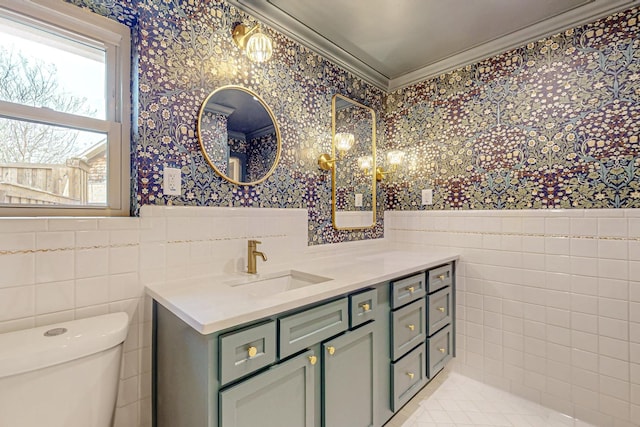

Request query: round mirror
[{"left": 197, "top": 85, "right": 281, "bottom": 185}]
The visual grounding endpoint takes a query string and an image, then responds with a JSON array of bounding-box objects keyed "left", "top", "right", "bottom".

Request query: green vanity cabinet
[
  {"left": 155, "top": 304, "right": 221, "bottom": 427},
  {"left": 219, "top": 350, "right": 316, "bottom": 427},
  {"left": 153, "top": 261, "right": 454, "bottom": 427}
]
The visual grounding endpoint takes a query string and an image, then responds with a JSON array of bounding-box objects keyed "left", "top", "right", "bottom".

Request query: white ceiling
[{"left": 228, "top": 0, "right": 638, "bottom": 91}]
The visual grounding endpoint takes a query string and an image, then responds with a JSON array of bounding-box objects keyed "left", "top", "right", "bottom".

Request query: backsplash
[
  {"left": 384, "top": 6, "right": 640, "bottom": 211},
  {"left": 65, "top": 0, "right": 385, "bottom": 245}
]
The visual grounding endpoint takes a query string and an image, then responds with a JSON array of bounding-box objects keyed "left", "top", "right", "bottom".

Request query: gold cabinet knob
[
  {"left": 407, "top": 324, "right": 415, "bottom": 331},
  {"left": 407, "top": 372, "right": 414, "bottom": 380},
  {"left": 327, "top": 346, "right": 335, "bottom": 355},
  {"left": 437, "top": 274, "right": 446, "bottom": 280},
  {"left": 247, "top": 346, "right": 257, "bottom": 358},
  {"left": 308, "top": 355, "right": 317, "bottom": 365},
  {"left": 438, "top": 307, "right": 445, "bottom": 313},
  {"left": 407, "top": 286, "right": 415, "bottom": 293},
  {"left": 361, "top": 303, "right": 370, "bottom": 312},
  {"left": 439, "top": 348, "right": 446, "bottom": 353}
]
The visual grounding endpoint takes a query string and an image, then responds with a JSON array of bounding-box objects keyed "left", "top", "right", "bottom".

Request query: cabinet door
[
  {"left": 220, "top": 350, "right": 316, "bottom": 427},
  {"left": 323, "top": 322, "right": 376, "bottom": 427}
]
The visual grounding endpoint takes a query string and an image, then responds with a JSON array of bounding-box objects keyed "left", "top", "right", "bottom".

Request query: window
[{"left": 0, "top": 0, "right": 131, "bottom": 216}]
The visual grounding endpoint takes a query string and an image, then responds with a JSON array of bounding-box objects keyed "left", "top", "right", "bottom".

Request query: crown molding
[
  {"left": 227, "top": 0, "right": 389, "bottom": 90},
  {"left": 228, "top": 0, "right": 639, "bottom": 93},
  {"left": 388, "top": 0, "right": 639, "bottom": 91}
]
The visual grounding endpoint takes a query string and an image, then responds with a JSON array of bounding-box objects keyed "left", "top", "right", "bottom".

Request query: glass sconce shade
[
  {"left": 334, "top": 132, "right": 355, "bottom": 154},
  {"left": 245, "top": 31, "right": 273, "bottom": 63},
  {"left": 387, "top": 150, "right": 405, "bottom": 166},
  {"left": 358, "top": 155, "right": 373, "bottom": 171}
]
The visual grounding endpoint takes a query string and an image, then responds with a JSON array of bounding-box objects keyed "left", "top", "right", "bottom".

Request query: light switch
[
  {"left": 421, "top": 189, "right": 433, "bottom": 205},
  {"left": 164, "top": 167, "right": 181, "bottom": 196},
  {"left": 355, "top": 193, "right": 363, "bottom": 207}
]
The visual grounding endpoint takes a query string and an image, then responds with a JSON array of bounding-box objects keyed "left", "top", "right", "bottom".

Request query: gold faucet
[{"left": 247, "top": 240, "right": 267, "bottom": 274}]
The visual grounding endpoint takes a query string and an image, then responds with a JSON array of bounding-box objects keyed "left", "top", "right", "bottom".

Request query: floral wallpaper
[
  {"left": 200, "top": 111, "right": 228, "bottom": 174},
  {"left": 64, "top": 0, "right": 639, "bottom": 243},
  {"left": 65, "top": 0, "right": 385, "bottom": 245},
  {"left": 384, "top": 7, "right": 640, "bottom": 210},
  {"left": 246, "top": 132, "right": 277, "bottom": 182}
]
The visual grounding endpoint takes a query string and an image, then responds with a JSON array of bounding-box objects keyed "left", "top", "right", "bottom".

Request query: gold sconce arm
[
  {"left": 318, "top": 131, "right": 356, "bottom": 171},
  {"left": 318, "top": 153, "right": 338, "bottom": 171}
]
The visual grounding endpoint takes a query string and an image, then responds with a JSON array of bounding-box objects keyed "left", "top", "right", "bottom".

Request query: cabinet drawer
[
  {"left": 391, "top": 273, "right": 426, "bottom": 309},
  {"left": 427, "top": 324, "right": 453, "bottom": 379},
  {"left": 350, "top": 288, "right": 377, "bottom": 329},
  {"left": 427, "top": 263, "right": 453, "bottom": 293},
  {"left": 427, "top": 286, "right": 452, "bottom": 336},
  {"left": 391, "top": 299, "right": 426, "bottom": 361},
  {"left": 391, "top": 344, "right": 427, "bottom": 411},
  {"left": 219, "top": 320, "right": 277, "bottom": 386},
  {"left": 279, "top": 298, "right": 348, "bottom": 359}
]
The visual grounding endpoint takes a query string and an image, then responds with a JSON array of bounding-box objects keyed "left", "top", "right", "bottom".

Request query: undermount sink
[{"left": 225, "top": 270, "right": 332, "bottom": 297}]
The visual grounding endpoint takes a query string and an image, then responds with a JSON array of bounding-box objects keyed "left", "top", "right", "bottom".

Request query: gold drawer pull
[
  {"left": 438, "top": 307, "right": 445, "bottom": 313},
  {"left": 407, "top": 324, "right": 415, "bottom": 331},
  {"left": 247, "top": 346, "right": 257, "bottom": 358},
  {"left": 407, "top": 286, "right": 415, "bottom": 293},
  {"left": 361, "top": 303, "right": 370, "bottom": 312},
  {"left": 327, "top": 346, "right": 336, "bottom": 355},
  {"left": 308, "top": 355, "right": 317, "bottom": 365},
  {"left": 437, "top": 274, "right": 446, "bottom": 280},
  {"left": 439, "top": 348, "right": 446, "bottom": 353},
  {"left": 407, "top": 372, "right": 414, "bottom": 379}
]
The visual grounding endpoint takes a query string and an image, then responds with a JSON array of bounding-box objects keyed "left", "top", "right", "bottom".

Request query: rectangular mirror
[{"left": 331, "top": 94, "right": 377, "bottom": 230}]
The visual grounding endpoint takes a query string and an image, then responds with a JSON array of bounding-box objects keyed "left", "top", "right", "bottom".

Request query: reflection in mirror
[
  {"left": 331, "top": 94, "right": 377, "bottom": 230},
  {"left": 197, "top": 86, "right": 280, "bottom": 185}
]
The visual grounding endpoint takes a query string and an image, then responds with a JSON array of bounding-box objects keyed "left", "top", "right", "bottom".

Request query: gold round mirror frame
[{"left": 196, "top": 85, "right": 282, "bottom": 186}]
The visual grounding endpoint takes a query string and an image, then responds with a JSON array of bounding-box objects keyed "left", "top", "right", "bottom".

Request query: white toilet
[{"left": 0, "top": 312, "right": 129, "bottom": 427}]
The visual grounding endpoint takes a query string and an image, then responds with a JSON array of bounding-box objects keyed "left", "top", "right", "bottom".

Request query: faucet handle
[{"left": 253, "top": 240, "right": 262, "bottom": 244}]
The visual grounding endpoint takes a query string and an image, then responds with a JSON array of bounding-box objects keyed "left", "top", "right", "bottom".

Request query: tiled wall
[
  {"left": 0, "top": 206, "right": 310, "bottom": 427},
  {"left": 386, "top": 209, "right": 640, "bottom": 427},
  {"left": 0, "top": 216, "right": 148, "bottom": 426}
]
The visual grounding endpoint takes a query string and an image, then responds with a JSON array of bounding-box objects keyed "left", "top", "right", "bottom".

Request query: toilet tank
[{"left": 0, "top": 312, "right": 129, "bottom": 427}]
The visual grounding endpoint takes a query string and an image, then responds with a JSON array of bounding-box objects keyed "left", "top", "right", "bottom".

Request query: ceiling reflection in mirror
[
  {"left": 197, "top": 86, "right": 280, "bottom": 185},
  {"left": 332, "top": 94, "right": 377, "bottom": 230}
]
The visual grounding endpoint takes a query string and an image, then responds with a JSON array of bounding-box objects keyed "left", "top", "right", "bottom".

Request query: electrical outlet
[
  {"left": 164, "top": 167, "right": 181, "bottom": 196},
  {"left": 355, "top": 193, "right": 363, "bottom": 207},
  {"left": 421, "top": 189, "right": 433, "bottom": 205}
]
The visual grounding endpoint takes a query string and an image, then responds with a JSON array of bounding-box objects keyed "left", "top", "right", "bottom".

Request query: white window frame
[{"left": 0, "top": 0, "right": 131, "bottom": 216}]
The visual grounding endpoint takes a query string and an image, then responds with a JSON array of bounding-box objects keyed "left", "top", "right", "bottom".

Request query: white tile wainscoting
[
  {"left": 2, "top": 206, "right": 639, "bottom": 427},
  {"left": 385, "top": 209, "right": 640, "bottom": 427},
  {"left": 0, "top": 206, "right": 312, "bottom": 427}
]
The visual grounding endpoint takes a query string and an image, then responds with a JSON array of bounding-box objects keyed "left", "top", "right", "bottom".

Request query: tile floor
[{"left": 386, "top": 369, "right": 596, "bottom": 427}]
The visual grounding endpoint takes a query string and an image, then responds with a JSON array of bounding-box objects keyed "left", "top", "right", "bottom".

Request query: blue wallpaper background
[{"left": 66, "top": 0, "right": 639, "bottom": 244}]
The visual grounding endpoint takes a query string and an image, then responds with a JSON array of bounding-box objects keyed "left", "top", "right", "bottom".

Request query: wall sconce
[
  {"left": 376, "top": 150, "right": 404, "bottom": 181},
  {"left": 358, "top": 155, "right": 373, "bottom": 174},
  {"left": 334, "top": 132, "right": 354, "bottom": 156},
  {"left": 318, "top": 132, "right": 355, "bottom": 171},
  {"left": 232, "top": 23, "right": 273, "bottom": 63}
]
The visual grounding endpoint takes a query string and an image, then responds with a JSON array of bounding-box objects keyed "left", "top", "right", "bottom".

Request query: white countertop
[{"left": 146, "top": 247, "right": 459, "bottom": 335}]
